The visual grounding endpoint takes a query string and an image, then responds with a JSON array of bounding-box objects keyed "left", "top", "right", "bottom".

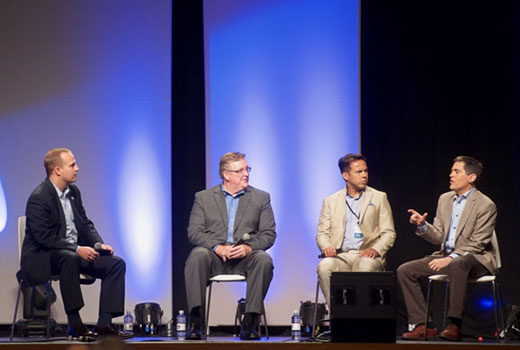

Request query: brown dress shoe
[
  {"left": 439, "top": 324, "right": 462, "bottom": 341},
  {"left": 402, "top": 324, "right": 437, "bottom": 340}
]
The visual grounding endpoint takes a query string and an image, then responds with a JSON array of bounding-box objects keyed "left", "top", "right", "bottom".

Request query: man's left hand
[
  {"left": 428, "top": 257, "right": 452, "bottom": 272},
  {"left": 228, "top": 244, "right": 252, "bottom": 259},
  {"left": 359, "top": 248, "right": 379, "bottom": 259},
  {"left": 100, "top": 244, "right": 114, "bottom": 255}
]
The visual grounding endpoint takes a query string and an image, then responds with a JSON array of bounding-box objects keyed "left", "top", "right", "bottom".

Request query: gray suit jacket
[
  {"left": 187, "top": 185, "right": 276, "bottom": 251},
  {"left": 418, "top": 189, "right": 497, "bottom": 273}
]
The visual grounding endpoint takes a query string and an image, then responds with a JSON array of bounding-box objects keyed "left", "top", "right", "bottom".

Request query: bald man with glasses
[{"left": 184, "top": 152, "right": 276, "bottom": 340}]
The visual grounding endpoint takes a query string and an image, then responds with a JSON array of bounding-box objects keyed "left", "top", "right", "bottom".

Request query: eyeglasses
[{"left": 226, "top": 166, "right": 252, "bottom": 175}]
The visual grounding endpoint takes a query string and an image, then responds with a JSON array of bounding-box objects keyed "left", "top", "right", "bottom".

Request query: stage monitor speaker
[{"left": 330, "top": 271, "right": 396, "bottom": 343}]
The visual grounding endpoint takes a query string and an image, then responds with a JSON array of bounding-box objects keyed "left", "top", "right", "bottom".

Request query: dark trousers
[
  {"left": 397, "top": 254, "right": 488, "bottom": 325},
  {"left": 184, "top": 247, "right": 273, "bottom": 316},
  {"left": 50, "top": 249, "right": 126, "bottom": 317}
]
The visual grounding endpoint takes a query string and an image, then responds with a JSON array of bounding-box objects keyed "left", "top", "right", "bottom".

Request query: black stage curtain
[
  {"left": 172, "top": 0, "right": 205, "bottom": 315},
  {"left": 361, "top": 0, "right": 519, "bottom": 334}
]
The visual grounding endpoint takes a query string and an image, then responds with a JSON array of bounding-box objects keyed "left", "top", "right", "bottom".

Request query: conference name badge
[{"left": 354, "top": 224, "right": 363, "bottom": 239}]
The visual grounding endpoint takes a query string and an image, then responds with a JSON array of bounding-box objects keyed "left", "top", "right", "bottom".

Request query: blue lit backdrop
[
  {"left": 204, "top": 0, "right": 359, "bottom": 324},
  {"left": 0, "top": 176, "right": 6, "bottom": 233},
  {"left": 0, "top": 0, "right": 171, "bottom": 323}
]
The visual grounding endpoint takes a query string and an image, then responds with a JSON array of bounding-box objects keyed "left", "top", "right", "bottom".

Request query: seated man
[
  {"left": 184, "top": 152, "right": 276, "bottom": 340},
  {"left": 316, "top": 153, "right": 396, "bottom": 307},
  {"left": 398, "top": 156, "right": 497, "bottom": 341},
  {"left": 20, "top": 148, "right": 126, "bottom": 340}
]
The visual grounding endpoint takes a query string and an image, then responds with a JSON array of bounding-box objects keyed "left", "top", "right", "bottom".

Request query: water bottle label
[
  {"left": 291, "top": 323, "right": 301, "bottom": 331},
  {"left": 124, "top": 323, "right": 133, "bottom": 331},
  {"left": 177, "top": 323, "right": 186, "bottom": 331}
]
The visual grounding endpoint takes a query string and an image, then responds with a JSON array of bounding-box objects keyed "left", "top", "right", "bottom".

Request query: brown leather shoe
[
  {"left": 439, "top": 324, "right": 462, "bottom": 341},
  {"left": 402, "top": 324, "right": 437, "bottom": 340}
]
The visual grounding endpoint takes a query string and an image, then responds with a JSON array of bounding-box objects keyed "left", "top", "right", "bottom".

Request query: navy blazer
[{"left": 21, "top": 178, "right": 103, "bottom": 286}]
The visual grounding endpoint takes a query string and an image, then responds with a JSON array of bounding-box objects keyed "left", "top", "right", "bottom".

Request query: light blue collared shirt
[
  {"left": 341, "top": 190, "right": 363, "bottom": 251},
  {"left": 444, "top": 188, "right": 474, "bottom": 258},
  {"left": 50, "top": 180, "right": 78, "bottom": 248},
  {"left": 418, "top": 188, "right": 474, "bottom": 259},
  {"left": 222, "top": 185, "right": 245, "bottom": 244}
]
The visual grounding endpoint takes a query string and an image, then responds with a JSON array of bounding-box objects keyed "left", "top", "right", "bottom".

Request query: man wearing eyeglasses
[
  {"left": 316, "top": 153, "right": 396, "bottom": 307},
  {"left": 184, "top": 152, "right": 276, "bottom": 340}
]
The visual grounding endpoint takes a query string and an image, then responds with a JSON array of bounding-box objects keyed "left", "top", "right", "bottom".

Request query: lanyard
[{"left": 346, "top": 197, "right": 360, "bottom": 224}]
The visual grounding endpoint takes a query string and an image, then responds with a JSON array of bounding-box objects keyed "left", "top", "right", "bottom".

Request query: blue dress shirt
[
  {"left": 341, "top": 190, "right": 363, "bottom": 251},
  {"left": 418, "top": 188, "right": 474, "bottom": 259},
  {"left": 50, "top": 180, "right": 79, "bottom": 250},
  {"left": 222, "top": 185, "right": 245, "bottom": 244}
]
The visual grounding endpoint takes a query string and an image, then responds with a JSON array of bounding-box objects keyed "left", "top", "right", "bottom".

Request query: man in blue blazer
[
  {"left": 21, "top": 148, "right": 126, "bottom": 340},
  {"left": 184, "top": 152, "right": 276, "bottom": 340}
]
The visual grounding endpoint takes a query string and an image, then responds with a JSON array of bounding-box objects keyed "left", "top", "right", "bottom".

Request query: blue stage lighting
[
  {"left": 0, "top": 176, "right": 7, "bottom": 232},
  {"left": 204, "top": 0, "right": 359, "bottom": 322},
  {"left": 478, "top": 297, "right": 495, "bottom": 310}
]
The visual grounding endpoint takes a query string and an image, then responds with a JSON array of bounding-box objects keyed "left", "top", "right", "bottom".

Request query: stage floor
[{"left": 2, "top": 336, "right": 520, "bottom": 350}]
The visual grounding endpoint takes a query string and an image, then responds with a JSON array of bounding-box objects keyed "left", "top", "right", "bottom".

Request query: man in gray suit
[
  {"left": 398, "top": 156, "right": 497, "bottom": 341},
  {"left": 184, "top": 152, "right": 276, "bottom": 340}
]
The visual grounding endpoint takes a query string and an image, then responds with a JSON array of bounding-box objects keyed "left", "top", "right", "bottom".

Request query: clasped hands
[
  {"left": 215, "top": 244, "right": 252, "bottom": 262},
  {"left": 322, "top": 246, "right": 379, "bottom": 259},
  {"left": 77, "top": 244, "right": 114, "bottom": 262}
]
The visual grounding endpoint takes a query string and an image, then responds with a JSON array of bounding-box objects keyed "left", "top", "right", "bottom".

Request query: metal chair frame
[
  {"left": 205, "top": 274, "right": 269, "bottom": 338},
  {"left": 10, "top": 216, "right": 95, "bottom": 340},
  {"left": 423, "top": 231, "right": 505, "bottom": 341}
]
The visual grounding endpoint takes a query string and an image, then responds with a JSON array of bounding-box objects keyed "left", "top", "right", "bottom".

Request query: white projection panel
[{"left": 204, "top": 0, "right": 359, "bottom": 324}]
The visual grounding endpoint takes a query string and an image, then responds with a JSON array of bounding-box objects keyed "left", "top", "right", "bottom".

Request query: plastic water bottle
[
  {"left": 124, "top": 310, "right": 134, "bottom": 334},
  {"left": 176, "top": 310, "right": 187, "bottom": 341},
  {"left": 291, "top": 310, "right": 301, "bottom": 340}
]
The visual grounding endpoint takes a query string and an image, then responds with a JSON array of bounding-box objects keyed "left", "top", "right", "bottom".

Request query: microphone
[
  {"left": 94, "top": 242, "right": 111, "bottom": 256},
  {"left": 232, "top": 233, "right": 251, "bottom": 247},
  {"left": 318, "top": 248, "right": 344, "bottom": 259}
]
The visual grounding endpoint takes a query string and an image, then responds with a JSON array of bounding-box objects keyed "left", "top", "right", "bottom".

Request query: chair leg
[
  {"left": 442, "top": 281, "right": 449, "bottom": 330},
  {"left": 262, "top": 305, "right": 269, "bottom": 339},
  {"left": 234, "top": 303, "right": 240, "bottom": 337},
  {"left": 424, "top": 279, "right": 433, "bottom": 340},
  {"left": 46, "top": 281, "right": 52, "bottom": 339},
  {"left": 492, "top": 281, "right": 499, "bottom": 340},
  {"left": 497, "top": 282, "right": 506, "bottom": 340},
  {"left": 311, "top": 278, "right": 320, "bottom": 338},
  {"left": 205, "top": 282, "right": 213, "bottom": 337},
  {"left": 10, "top": 283, "right": 23, "bottom": 341}
]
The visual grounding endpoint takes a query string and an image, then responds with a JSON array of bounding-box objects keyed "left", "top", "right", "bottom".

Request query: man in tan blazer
[
  {"left": 398, "top": 156, "right": 497, "bottom": 341},
  {"left": 316, "top": 153, "right": 396, "bottom": 307}
]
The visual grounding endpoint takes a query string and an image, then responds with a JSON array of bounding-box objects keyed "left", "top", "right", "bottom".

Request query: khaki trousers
[{"left": 317, "top": 250, "right": 384, "bottom": 306}]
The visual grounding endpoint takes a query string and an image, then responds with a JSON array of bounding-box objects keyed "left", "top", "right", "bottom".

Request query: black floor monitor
[{"left": 330, "top": 271, "right": 396, "bottom": 343}]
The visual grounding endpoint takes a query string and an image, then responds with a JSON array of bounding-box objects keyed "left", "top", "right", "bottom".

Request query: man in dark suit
[
  {"left": 398, "top": 156, "right": 497, "bottom": 341},
  {"left": 21, "top": 148, "right": 126, "bottom": 340},
  {"left": 184, "top": 152, "right": 276, "bottom": 340}
]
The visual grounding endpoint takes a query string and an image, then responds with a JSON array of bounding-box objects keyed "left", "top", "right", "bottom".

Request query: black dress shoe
[
  {"left": 187, "top": 323, "right": 202, "bottom": 340},
  {"left": 67, "top": 323, "right": 96, "bottom": 342},
  {"left": 94, "top": 324, "right": 132, "bottom": 338},
  {"left": 240, "top": 328, "right": 261, "bottom": 340}
]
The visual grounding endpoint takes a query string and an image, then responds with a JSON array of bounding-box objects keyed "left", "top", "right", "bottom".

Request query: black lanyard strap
[{"left": 346, "top": 197, "right": 360, "bottom": 223}]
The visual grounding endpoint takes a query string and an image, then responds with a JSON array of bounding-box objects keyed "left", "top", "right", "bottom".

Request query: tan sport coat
[
  {"left": 316, "top": 186, "right": 396, "bottom": 260},
  {"left": 418, "top": 189, "right": 497, "bottom": 273}
]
